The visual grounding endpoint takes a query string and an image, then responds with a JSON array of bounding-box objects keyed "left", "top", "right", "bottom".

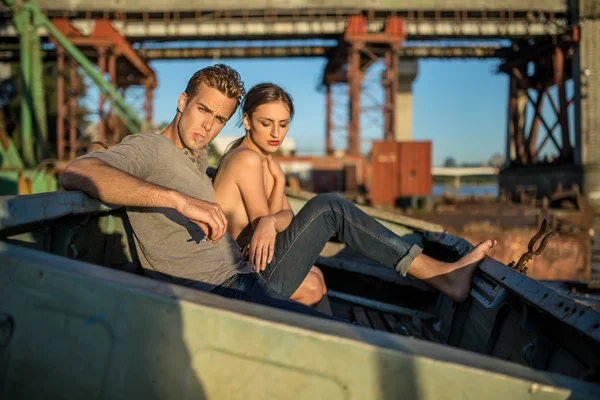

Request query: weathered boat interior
[{"left": 1, "top": 190, "right": 599, "bottom": 399}]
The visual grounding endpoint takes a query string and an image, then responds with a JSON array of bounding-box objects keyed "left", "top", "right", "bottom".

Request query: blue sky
[{"left": 146, "top": 57, "right": 509, "bottom": 166}]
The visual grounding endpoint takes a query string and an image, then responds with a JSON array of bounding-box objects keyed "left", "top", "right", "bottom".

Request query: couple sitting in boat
[{"left": 61, "top": 64, "right": 494, "bottom": 322}]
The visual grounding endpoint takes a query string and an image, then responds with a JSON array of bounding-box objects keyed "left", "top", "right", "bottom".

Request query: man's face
[{"left": 176, "top": 84, "right": 238, "bottom": 153}]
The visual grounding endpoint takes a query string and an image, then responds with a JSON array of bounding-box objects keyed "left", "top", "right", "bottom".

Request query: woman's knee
[
  {"left": 293, "top": 271, "right": 326, "bottom": 305},
  {"left": 310, "top": 266, "right": 327, "bottom": 295},
  {"left": 309, "top": 193, "right": 346, "bottom": 210},
  {"left": 314, "top": 192, "right": 342, "bottom": 203},
  {"left": 306, "top": 272, "right": 325, "bottom": 296}
]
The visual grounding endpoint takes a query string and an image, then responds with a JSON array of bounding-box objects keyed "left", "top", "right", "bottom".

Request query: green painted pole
[
  {"left": 30, "top": 26, "right": 48, "bottom": 162},
  {"left": 15, "top": 6, "right": 36, "bottom": 167},
  {"left": 28, "top": 7, "right": 142, "bottom": 133},
  {"left": 4, "top": 0, "right": 142, "bottom": 136}
]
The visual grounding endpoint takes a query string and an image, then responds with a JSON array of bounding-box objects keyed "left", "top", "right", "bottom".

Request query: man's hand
[
  {"left": 176, "top": 195, "right": 228, "bottom": 243},
  {"left": 248, "top": 215, "right": 277, "bottom": 271}
]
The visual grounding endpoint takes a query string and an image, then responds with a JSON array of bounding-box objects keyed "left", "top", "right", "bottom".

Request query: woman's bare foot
[
  {"left": 443, "top": 240, "right": 496, "bottom": 302},
  {"left": 409, "top": 240, "right": 496, "bottom": 303}
]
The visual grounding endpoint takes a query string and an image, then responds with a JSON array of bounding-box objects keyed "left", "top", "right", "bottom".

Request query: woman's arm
[
  {"left": 265, "top": 157, "right": 296, "bottom": 226},
  {"left": 235, "top": 153, "right": 293, "bottom": 232},
  {"left": 228, "top": 149, "right": 292, "bottom": 269},
  {"left": 265, "top": 156, "right": 286, "bottom": 214},
  {"left": 282, "top": 191, "right": 293, "bottom": 214}
]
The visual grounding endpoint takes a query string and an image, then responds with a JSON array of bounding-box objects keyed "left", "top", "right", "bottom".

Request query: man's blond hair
[{"left": 184, "top": 64, "right": 246, "bottom": 107}]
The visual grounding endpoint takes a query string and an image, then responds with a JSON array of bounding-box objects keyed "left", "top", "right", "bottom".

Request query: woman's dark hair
[
  {"left": 224, "top": 83, "right": 294, "bottom": 154},
  {"left": 212, "top": 83, "right": 294, "bottom": 181}
]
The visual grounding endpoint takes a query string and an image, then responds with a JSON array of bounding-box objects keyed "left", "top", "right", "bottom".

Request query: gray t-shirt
[{"left": 81, "top": 133, "right": 251, "bottom": 287}]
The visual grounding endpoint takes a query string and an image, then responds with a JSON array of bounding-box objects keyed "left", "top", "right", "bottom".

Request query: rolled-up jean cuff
[{"left": 395, "top": 244, "right": 423, "bottom": 276}]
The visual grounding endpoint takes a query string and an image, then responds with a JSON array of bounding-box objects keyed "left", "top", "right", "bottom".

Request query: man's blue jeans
[{"left": 211, "top": 193, "right": 423, "bottom": 320}]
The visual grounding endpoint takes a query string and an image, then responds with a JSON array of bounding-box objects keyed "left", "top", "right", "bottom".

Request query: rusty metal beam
[
  {"left": 399, "top": 45, "right": 506, "bottom": 58},
  {"left": 10, "top": 2, "right": 571, "bottom": 14},
  {"left": 553, "top": 46, "right": 572, "bottom": 160},
  {"left": 527, "top": 87, "right": 545, "bottom": 162},
  {"left": 138, "top": 45, "right": 330, "bottom": 60},
  {"left": 498, "top": 28, "right": 579, "bottom": 73},
  {"left": 91, "top": 20, "right": 157, "bottom": 88},
  {"left": 323, "top": 45, "right": 505, "bottom": 85},
  {"left": 0, "top": 44, "right": 508, "bottom": 63},
  {"left": 62, "top": 37, "right": 113, "bottom": 47},
  {"left": 347, "top": 42, "right": 362, "bottom": 156},
  {"left": 323, "top": 42, "right": 349, "bottom": 85},
  {"left": 341, "top": 15, "right": 406, "bottom": 154},
  {"left": 325, "top": 84, "right": 333, "bottom": 155},
  {"left": 504, "top": 47, "right": 575, "bottom": 166},
  {"left": 509, "top": 72, "right": 526, "bottom": 164},
  {"left": 51, "top": 18, "right": 157, "bottom": 88},
  {"left": 383, "top": 46, "right": 399, "bottom": 141},
  {"left": 345, "top": 15, "right": 405, "bottom": 44},
  {"left": 1, "top": 8, "right": 569, "bottom": 42}
]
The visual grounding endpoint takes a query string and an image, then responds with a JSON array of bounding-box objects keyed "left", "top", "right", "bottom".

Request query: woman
[
  {"left": 213, "top": 83, "right": 495, "bottom": 321},
  {"left": 214, "top": 83, "right": 331, "bottom": 312}
]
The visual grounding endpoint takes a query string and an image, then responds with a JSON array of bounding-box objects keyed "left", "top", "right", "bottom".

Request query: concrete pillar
[
  {"left": 394, "top": 58, "right": 418, "bottom": 142},
  {"left": 573, "top": 1, "right": 600, "bottom": 212}
]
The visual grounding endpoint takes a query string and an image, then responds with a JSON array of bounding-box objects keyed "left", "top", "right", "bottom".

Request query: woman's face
[{"left": 243, "top": 102, "right": 291, "bottom": 154}]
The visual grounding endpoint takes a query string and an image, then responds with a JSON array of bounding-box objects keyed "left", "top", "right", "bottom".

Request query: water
[{"left": 432, "top": 184, "right": 498, "bottom": 197}]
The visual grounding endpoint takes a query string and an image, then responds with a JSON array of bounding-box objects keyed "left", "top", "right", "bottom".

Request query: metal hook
[
  {"left": 508, "top": 218, "right": 556, "bottom": 275},
  {"left": 527, "top": 219, "right": 556, "bottom": 255}
]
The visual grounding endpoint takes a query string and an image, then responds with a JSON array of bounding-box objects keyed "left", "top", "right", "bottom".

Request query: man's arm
[
  {"left": 61, "top": 157, "right": 180, "bottom": 209},
  {"left": 60, "top": 157, "right": 228, "bottom": 243}
]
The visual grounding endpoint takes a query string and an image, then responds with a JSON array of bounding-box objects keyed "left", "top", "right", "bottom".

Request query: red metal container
[{"left": 370, "top": 141, "right": 432, "bottom": 207}]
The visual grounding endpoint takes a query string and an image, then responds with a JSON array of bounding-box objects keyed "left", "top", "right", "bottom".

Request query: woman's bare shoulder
[
  {"left": 222, "top": 147, "right": 263, "bottom": 171},
  {"left": 215, "top": 148, "right": 264, "bottom": 185}
]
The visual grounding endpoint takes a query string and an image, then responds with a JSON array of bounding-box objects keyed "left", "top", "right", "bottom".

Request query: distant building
[{"left": 488, "top": 153, "right": 505, "bottom": 168}]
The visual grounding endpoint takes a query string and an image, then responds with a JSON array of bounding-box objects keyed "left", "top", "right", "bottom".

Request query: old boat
[{"left": 1, "top": 188, "right": 599, "bottom": 399}]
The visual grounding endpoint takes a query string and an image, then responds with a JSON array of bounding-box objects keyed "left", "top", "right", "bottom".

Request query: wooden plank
[
  {"left": 352, "top": 307, "right": 372, "bottom": 328},
  {"left": 366, "top": 309, "right": 388, "bottom": 332}
]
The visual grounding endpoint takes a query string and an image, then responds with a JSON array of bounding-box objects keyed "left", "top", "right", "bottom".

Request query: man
[{"left": 61, "top": 64, "right": 494, "bottom": 320}]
